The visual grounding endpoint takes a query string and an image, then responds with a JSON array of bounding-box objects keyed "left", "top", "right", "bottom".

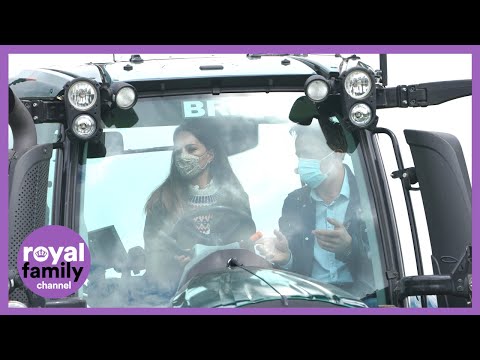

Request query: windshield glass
[{"left": 78, "top": 92, "right": 387, "bottom": 308}]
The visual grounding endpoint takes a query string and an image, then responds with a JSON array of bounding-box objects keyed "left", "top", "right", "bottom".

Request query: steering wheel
[{"left": 170, "top": 205, "right": 256, "bottom": 251}]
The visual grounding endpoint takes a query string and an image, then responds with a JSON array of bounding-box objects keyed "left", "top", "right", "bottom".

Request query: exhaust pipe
[{"left": 9, "top": 87, "right": 37, "bottom": 153}]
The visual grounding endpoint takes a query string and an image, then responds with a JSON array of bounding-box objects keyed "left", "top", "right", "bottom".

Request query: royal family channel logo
[{"left": 17, "top": 225, "right": 91, "bottom": 298}]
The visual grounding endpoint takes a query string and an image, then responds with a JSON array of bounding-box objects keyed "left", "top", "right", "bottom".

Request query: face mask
[
  {"left": 297, "top": 151, "right": 335, "bottom": 189},
  {"left": 174, "top": 151, "right": 210, "bottom": 179}
]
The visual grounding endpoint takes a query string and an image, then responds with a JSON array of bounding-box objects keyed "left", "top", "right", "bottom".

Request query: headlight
[
  {"left": 349, "top": 103, "right": 373, "bottom": 128},
  {"left": 110, "top": 82, "right": 138, "bottom": 110},
  {"left": 114, "top": 86, "right": 137, "bottom": 109},
  {"left": 304, "top": 75, "right": 330, "bottom": 102},
  {"left": 72, "top": 114, "right": 97, "bottom": 140},
  {"left": 344, "top": 70, "right": 372, "bottom": 100},
  {"left": 67, "top": 81, "right": 98, "bottom": 111}
]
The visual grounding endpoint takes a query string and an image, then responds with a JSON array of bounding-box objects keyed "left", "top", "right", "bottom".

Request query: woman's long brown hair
[{"left": 144, "top": 119, "right": 245, "bottom": 219}]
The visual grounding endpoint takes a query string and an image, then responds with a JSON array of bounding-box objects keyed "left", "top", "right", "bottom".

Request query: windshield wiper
[{"left": 227, "top": 257, "right": 289, "bottom": 306}]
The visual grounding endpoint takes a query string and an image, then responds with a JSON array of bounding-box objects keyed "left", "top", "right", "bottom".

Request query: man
[{"left": 255, "top": 118, "right": 375, "bottom": 300}]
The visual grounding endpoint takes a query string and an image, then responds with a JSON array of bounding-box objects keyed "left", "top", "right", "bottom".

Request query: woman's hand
[
  {"left": 252, "top": 229, "right": 291, "bottom": 265},
  {"left": 174, "top": 254, "right": 191, "bottom": 266}
]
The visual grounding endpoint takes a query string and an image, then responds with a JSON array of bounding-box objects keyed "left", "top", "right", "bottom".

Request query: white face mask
[{"left": 174, "top": 151, "right": 210, "bottom": 179}]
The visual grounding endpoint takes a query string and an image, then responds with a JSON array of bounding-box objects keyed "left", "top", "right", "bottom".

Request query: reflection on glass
[{"left": 77, "top": 93, "right": 386, "bottom": 308}]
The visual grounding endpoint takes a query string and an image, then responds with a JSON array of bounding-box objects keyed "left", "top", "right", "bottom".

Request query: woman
[{"left": 143, "top": 119, "right": 253, "bottom": 296}]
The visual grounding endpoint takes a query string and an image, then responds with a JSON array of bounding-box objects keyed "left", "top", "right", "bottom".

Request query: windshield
[{"left": 77, "top": 92, "right": 388, "bottom": 308}]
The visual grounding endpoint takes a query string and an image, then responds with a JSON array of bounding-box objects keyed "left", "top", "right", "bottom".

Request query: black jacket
[{"left": 278, "top": 166, "right": 375, "bottom": 298}]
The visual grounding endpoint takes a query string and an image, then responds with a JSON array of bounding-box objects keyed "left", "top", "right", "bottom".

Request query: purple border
[
  {"left": 1, "top": 45, "right": 476, "bottom": 54},
  {"left": 1, "top": 45, "right": 477, "bottom": 315},
  {"left": 1, "top": 49, "right": 8, "bottom": 314}
]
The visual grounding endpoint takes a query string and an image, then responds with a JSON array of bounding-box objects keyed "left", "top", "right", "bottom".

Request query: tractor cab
[{"left": 8, "top": 54, "right": 472, "bottom": 308}]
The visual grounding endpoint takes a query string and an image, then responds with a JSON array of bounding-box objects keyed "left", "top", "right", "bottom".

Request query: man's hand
[
  {"left": 253, "top": 229, "right": 291, "bottom": 265},
  {"left": 312, "top": 217, "right": 352, "bottom": 256}
]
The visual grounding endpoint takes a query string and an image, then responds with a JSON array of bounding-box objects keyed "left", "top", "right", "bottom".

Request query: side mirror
[{"left": 405, "top": 130, "right": 471, "bottom": 307}]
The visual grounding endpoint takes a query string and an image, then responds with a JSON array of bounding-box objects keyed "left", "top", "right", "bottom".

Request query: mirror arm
[
  {"left": 376, "top": 80, "right": 472, "bottom": 109},
  {"left": 20, "top": 99, "right": 66, "bottom": 124},
  {"left": 379, "top": 54, "right": 388, "bottom": 86},
  {"left": 394, "top": 245, "right": 472, "bottom": 305},
  {"left": 394, "top": 275, "right": 455, "bottom": 304}
]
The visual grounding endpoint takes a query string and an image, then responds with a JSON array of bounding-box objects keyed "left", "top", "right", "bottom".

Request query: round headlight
[
  {"left": 115, "top": 86, "right": 137, "bottom": 110},
  {"left": 68, "top": 81, "right": 97, "bottom": 111},
  {"left": 306, "top": 79, "right": 329, "bottom": 102},
  {"left": 72, "top": 114, "right": 97, "bottom": 139},
  {"left": 344, "top": 70, "right": 372, "bottom": 100},
  {"left": 349, "top": 103, "right": 373, "bottom": 128}
]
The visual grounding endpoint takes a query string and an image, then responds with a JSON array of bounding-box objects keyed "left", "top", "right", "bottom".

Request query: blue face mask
[{"left": 297, "top": 152, "right": 335, "bottom": 189}]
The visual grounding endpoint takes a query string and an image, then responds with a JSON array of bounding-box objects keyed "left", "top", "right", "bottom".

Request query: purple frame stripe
[{"left": 1, "top": 45, "right": 477, "bottom": 315}]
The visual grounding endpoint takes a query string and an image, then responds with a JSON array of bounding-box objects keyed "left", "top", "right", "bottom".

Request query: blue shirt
[
  {"left": 281, "top": 170, "right": 352, "bottom": 284},
  {"left": 310, "top": 170, "right": 352, "bottom": 283}
]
